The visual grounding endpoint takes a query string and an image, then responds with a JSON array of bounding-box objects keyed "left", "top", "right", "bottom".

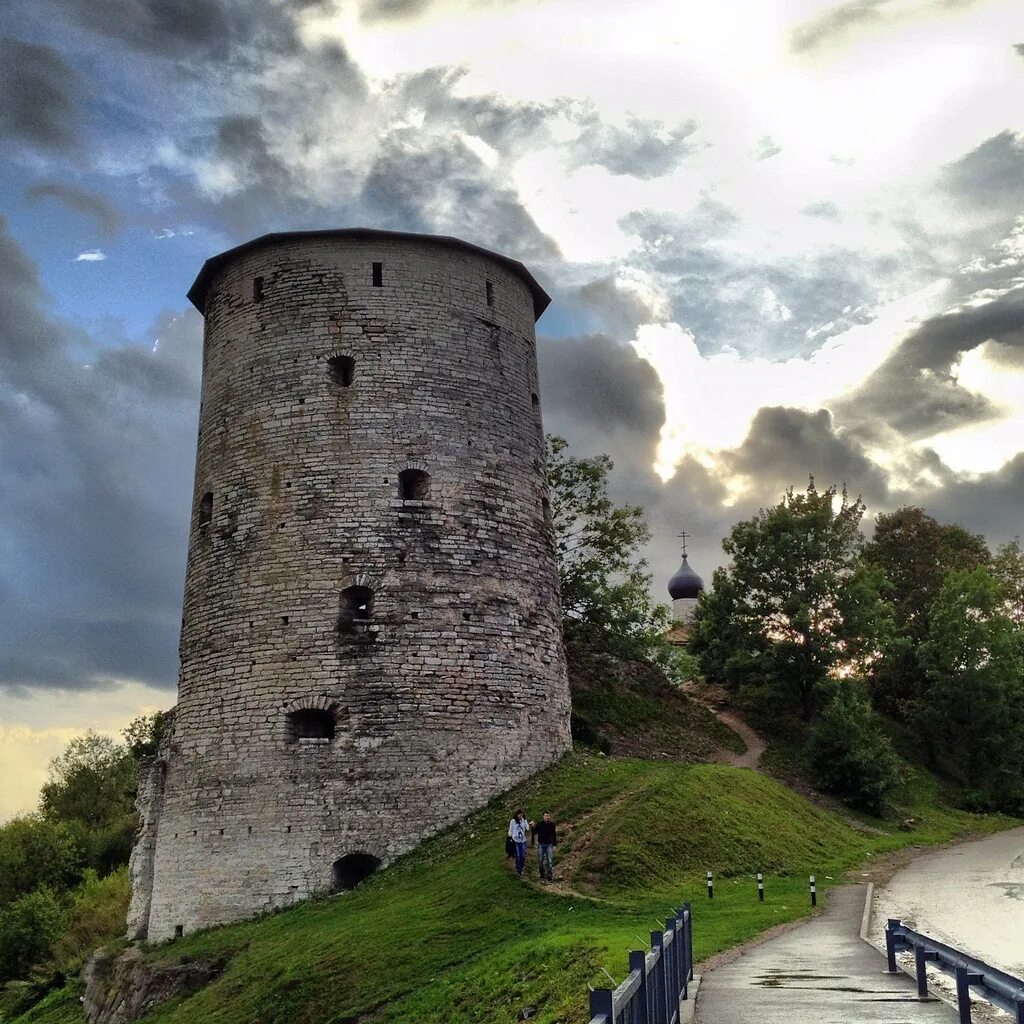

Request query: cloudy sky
[{"left": 2, "top": 0, "right": 1023, "bottom": 817}]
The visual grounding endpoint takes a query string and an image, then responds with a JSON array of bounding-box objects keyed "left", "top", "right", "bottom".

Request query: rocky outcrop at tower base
[
  {"left": 125, "top": 710, "right": 175, "bottom": 940},
  {"left": 81, "top": 945, "right": 222, "bottom": 1024}
]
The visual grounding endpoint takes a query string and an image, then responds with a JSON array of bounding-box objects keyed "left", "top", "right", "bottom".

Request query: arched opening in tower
[
  {"left": 398, "top": 468, "right": 430, "bottom": 501},
  {"left": 331, "top": 853, "right": 380, "bottom": 891},
  {"left": 286, "top": 708, "right": 336, "bottom": 743},
  {"left": 338, "top": 586, "right": 374, "bottom": 636}
]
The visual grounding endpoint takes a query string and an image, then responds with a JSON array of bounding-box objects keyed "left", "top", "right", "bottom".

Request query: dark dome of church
[{"left": 668, "top": 556, "right": 704, "bottom": 600}]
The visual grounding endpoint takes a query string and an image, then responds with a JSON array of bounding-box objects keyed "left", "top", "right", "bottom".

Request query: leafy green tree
[
  {"left": 121, "top": 712, "right": 167, "bottom": 760},
  {"left": 807, "top": 682, "right": 902, "bottom": 815},
  {"left": 39, "top": 715, "right": 164, "bottom": 877},
  {"left": 40, "top": 732, "right": 135, "bottom": 830},
  {"left": 863, "top": 507, "right": 990, "bottom": 720},
  {"left": 992, "top": 538, "right": 1024, "bottom": 627},
  {"left": 919, "top": 566, "right": 1024, "bottom": 812},
  {"left": 40, "top": 732, "right": 138, "bottom": 875},
  {"left": 690, "top": 481, "right": 893, "bottom": 724},
  {"left": 864, "top": 507, "right": 990, "bottom": 636},
  {"left": 0, "top": 817, "right": 83, "bottom": 908},
  {"left": 546, "top": 435, "right": 675, "bottom": 669},
  {"left": 0, "top": 887, "right": 66, "bottom": 982}
]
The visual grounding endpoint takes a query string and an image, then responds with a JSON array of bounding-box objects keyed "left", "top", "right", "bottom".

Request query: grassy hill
[
  {"left": 569, "top": 657, "right": 744, "bottom": 761},
  {"left": 11, "top": 749, "right": 1011, "bottom": 1024}
]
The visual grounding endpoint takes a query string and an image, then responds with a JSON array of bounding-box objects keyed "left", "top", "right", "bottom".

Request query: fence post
[
  {"left": 629, "top": 949, "right": 650, "bottom": 1024},
  {"left": 758, "top": 872, "right": 764, "bottom": 902},
  {"left": 809, "top": 875, "right": 816, "bottom": 907},
  {"left": 590, "top": 987, "right": 614, "bottom": 1024},
  {"left": 678, "top": 906, "right": 689, "bottom": 1000},
  {"left": 885, "top": 919, "right": 900, "bottom": 973},
  {"left": 707, "top": 870, "right": 714, "bottom": 899},
  {"left": 652, "top": 929, "right": 668, "bottom": 1024},
  {"left": 666, "top": 916, "right": 680, "bottom": 1014},
  {"left": 684, "top": 902, "right": 693, "bottom": 981}
]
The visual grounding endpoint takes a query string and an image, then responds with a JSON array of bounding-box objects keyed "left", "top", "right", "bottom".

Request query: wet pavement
[
  {"left": 870, "top": 826, "right": 1024, "bottom": 979},
  {"left": 695, "top": 885, "right": 956, "bottom": 1024}
]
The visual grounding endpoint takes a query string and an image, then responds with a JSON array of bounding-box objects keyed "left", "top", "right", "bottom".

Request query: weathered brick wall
[{"left": 128, "top": 234, "right": 571, "bottom": 941}]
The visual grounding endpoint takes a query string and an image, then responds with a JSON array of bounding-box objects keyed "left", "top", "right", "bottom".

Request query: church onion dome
[{"left": 668, "top": 556, "right": 704, "bottom": 600}]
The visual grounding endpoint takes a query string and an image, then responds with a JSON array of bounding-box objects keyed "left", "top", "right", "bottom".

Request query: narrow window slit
[
  {"left": 486, "top": 280, "right": 494, "bottom": 306},
  {"left": 372, "top": 262, "right": 383, "bottom": 287},
  {"left": 198, "top": 491, "right": 213, "bottom": 528},
  {"left": 253, "top": 277, "right": 264, "bottom": 302},
  {"left": 398, "top": 469, "right": 430, "bottom": 501},
  {"left": 339, "top": 586, "right": 375, "bottom": 639},
  {"left": 328, "top": 355, "right": 355, "bottom": 387}
]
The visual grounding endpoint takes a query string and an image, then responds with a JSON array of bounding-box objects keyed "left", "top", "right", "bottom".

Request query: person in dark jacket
[{"left": 534, "top": 811, "right": 557, "bottom": 881}]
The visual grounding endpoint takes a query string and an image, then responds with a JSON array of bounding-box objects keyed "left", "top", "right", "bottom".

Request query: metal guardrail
[
  {"left": 885, "top": 918, "right": 1024, "bottom": 1024},
  {"left": 588, "top": 902, "right": 693, "bottom": 1024}
]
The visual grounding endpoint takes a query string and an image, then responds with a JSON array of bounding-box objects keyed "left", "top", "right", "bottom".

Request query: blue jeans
[
  {"left": 514, "top": 841, "right": 527, "bottom": 876},
  {"left": 538, "top": 843, "right": 554, "bottom": 879}
]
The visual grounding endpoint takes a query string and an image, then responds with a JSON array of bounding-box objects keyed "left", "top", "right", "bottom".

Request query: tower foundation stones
[{"left": 127, "top": 230, "right": 571, "bottom": 940}]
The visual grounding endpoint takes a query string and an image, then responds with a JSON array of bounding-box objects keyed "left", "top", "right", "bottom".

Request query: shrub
[
  {"left": 51, "top": 868, "right": 131, "bottom": 972},
  {"left": 569, "top": 712, "right": 611, "bottom": 754},
  {"left": 807, "top": 682, "right": 901, "bottom": 815},
  {"left": 0, "top": 887, "right": 66, "bottom": 982},
  {"left": 0, "top": 817, "right": 83, "bottom": 908}
]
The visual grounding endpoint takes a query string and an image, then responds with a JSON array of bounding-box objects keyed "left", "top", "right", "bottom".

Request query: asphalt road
[
  {"left": 695, "top": 885, "right": 956, "bottom": 1024},
  {"left": 871, "top": 826, "right": 1024, "bottom": 978}
]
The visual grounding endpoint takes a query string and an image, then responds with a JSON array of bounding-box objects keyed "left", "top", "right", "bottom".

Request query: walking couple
[{"left": 507, "top": 807, "right": 557, "bottom": 881}]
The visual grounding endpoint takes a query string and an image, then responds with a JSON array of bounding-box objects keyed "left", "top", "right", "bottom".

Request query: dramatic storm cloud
[
  {"left": 0, "top": 38, "right": 87, "bottom": 151},
  {"left": 1, "top": 0, "right": 1023, "bottom": 813}
]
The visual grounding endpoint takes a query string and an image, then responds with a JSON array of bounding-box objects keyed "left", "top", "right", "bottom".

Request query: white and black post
[
  {"left": 757, "top": 872, "right": 764, "bottom": 902},
  {"left": 810, "top": 875, "right": 817, "bottom": 907},
  {"left": 707, "top": 870, "right": 714, "bottom": 900}
]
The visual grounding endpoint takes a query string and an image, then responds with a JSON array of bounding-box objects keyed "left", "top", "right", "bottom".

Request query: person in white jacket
[{"left": 507, "top": 808, "right": 531, "bottom": 878}]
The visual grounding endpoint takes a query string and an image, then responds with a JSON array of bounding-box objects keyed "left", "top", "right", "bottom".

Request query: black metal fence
[
  {"left": 588, "top": 903, "right": 693, "bottom": 1024},
  {"left": 886, "top": 918, "right": 1024, "bottom": 1024}
]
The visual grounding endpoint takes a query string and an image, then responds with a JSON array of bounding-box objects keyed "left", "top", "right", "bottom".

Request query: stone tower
[{"left": 127, "top": 229, "right": 571, "bottom": 941}]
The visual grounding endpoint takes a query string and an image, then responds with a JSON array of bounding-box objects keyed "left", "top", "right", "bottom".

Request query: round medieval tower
[{"left": 127, "top": 230, "right": 571, "bottom": 940}]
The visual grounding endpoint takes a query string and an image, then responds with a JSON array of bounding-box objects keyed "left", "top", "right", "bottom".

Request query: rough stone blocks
[{"left": 127, "top": 231, "right": 572, "bottom": 941}]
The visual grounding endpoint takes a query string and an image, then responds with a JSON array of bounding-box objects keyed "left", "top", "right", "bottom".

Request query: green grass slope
[
  {"left": 11, "top": 751, "right": 1010, "bottom": 1024},
  {"left": 569, "top": 658, "right": 743, "bottom": 760}
]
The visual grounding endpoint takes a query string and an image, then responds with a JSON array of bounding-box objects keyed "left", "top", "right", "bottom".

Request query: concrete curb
[
  {"left": 679, "top": 973, "right": 702, "bottom": 1024},
  {"left": 859, "top": 880, "right": 874, "bottom": 943}
]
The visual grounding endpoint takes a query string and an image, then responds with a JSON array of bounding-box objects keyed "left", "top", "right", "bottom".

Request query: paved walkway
[
  {"left": 695, "top": 885, "right": 956, "bottom": 1024},
  {"left": 871, "top": 826, "right": 1024, "bottom": 978}
]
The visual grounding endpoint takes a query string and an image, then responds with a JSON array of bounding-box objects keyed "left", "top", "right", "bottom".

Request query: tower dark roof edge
[{"left": 186, "top": 228, "right": 552, "bottom": 319}]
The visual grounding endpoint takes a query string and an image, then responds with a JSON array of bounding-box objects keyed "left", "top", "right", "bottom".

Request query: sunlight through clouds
[
  {"left": 920, "top": 340, "right": 1024, "bottom": 474},
  {"left": 632, "top": 280, "right": 950, "bottom": 486}
]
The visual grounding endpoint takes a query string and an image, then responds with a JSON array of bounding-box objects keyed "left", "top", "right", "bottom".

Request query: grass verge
[{"left": 8, "top": 749, "right": 1013, "bottom": 1024}]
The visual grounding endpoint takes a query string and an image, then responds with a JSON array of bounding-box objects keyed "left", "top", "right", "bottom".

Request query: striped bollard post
[
  {"left": 757, "top": 872, "right": 764, "bottom": 902},
  {"left": 810, "top": 875, "right": 817, "bottom": 907},
  {"left": 707, "top": 870, "right": 714, "bottom": 900}
]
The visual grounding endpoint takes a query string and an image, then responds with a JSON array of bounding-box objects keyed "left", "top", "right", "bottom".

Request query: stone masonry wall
[{"left": 129, "top": 233, "right": 571, "bottom": 940}]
